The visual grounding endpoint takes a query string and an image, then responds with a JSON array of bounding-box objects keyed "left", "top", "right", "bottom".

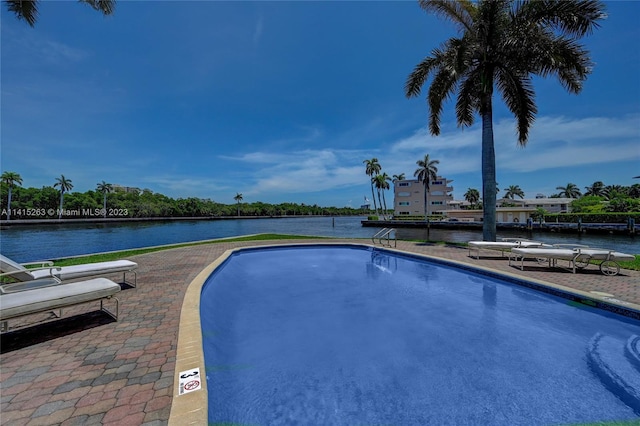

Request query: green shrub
[{"left": 544, "top": 212, "right": 640, "bottom": 223}]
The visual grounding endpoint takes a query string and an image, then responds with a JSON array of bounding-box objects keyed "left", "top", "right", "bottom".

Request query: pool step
[
  {"left": 625, "top": 335, "right": 640, "bottom": 374},
  {"left": 587, "top": 333, "right": 640, "bottom": 415}
]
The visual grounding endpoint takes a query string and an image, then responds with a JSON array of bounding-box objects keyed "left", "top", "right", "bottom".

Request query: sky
[{"left": 1, "top": 1, "right": 639, "bottom": 208}]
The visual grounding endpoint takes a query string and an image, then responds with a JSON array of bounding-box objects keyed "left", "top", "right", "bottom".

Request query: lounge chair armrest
[
  {"left": 0, "top": 277, "right": 62, "bottom": 294},
  {"left": 552, "top": 244, "right": 589, "bottom": 249},
  {"left": 23, "top": 266, "right": 62, "bottom": 277},
  {"left": 20, "top": 261, "right": 54, "bottom": 268}
]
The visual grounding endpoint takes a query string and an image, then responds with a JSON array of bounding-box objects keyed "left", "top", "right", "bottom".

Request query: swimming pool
[{"left": 199, "top": 244, "right": 640, "bottom": 425}]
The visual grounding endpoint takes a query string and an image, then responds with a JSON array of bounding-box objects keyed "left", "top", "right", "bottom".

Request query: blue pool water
[{"left": 200, "top": 245, "right": 640, "bottom": 425}]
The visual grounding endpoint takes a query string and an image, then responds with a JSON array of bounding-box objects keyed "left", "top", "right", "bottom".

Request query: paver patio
[{"left": 1, "top": 238, "right": 639, "bottom": 425}]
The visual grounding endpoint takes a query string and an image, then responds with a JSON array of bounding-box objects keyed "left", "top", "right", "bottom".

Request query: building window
[
  {"left": 398, "top": 192, "right": 411, "bottom": 197},
  {"left": 398, "top": 182, "right": 410, "bottom": 187},
  {"left": 398, "top": 202, "right": 410, "bottom": 206},
  {"left": 431, "top": 201, "right": 443, "bottom": 205},
  {"left": 432, "top": 180, "right": 443, "bottom": 185}
]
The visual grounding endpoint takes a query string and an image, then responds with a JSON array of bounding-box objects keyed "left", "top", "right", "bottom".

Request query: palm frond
[
  {"left": 519, "top": 0, "right": 605, "bottom": 37},
  {"left": 405, "top": 53, "right": 441, "bottom": 98},
  {"left": 495, "top": 68, "right": 537, "bottom": 146},
  {"left": 80, "top": 0, "right": 116, "bottom": 15},
  {"left": 418, "top": 0, "right": 476, "bottom": 32},
  {"left": 5, "top": 0, "right": 38, "bottom": 26}
]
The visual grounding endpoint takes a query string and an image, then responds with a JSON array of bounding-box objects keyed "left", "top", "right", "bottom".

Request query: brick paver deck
[{"left": 1, "top": 239, "right": 639, "bottom": 425}]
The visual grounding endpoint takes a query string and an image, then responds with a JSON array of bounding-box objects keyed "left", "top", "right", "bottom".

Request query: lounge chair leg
[
  {"left": 1, "top": 321, "right": 7, "bottom": 332},
  {"left": 100, "top": 296, "right": 119, "bottom": 321},
  {"left": 123, "top": 271, "right": 137, "bottom": 287}
]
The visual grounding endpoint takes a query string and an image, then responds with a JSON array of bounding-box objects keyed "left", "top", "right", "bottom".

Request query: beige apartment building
[{"left": 394, "top": 177, "right": 454, "bottom": 216}]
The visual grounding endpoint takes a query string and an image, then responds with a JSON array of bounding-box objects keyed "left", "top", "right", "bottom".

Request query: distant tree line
[
  {"left": 461, "top": 181, "right": 640, "bottom": 213},
  {"left": 0, "top": 173, "right": 365, "bottom": 220}
]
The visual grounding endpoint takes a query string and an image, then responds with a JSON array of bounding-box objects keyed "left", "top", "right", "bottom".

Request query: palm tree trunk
[
  {"left": 7, "top": 187, "right": 12, "bottom": 220},
  {"left": 381, "top": 190, "right": 388, "bottom": 220},
  {"left": 370, "top": 183, "right": 378, "bottom": 216},
  {"left": 103, "top": 194, "right": 107, "bottom": 218},
  {"left": 58, "top": 192, "right": 64, "bottom": 219},
  {"left": 376, "top": 189, "right": 384, "bottom": 220},
  {"left": 423, "top": 183, "right": 428, "bottom": 222},
  {"left": 481, "top": 107, "right": 497, "bottom": 242}
]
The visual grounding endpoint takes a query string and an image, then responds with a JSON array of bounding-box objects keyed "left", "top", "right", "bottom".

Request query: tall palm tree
[
  {"left": 373, "top": 172, "right": 392, "bottom": 219},
  {"left": 96, "top": 181, "right": 113, "bottom": 218},
  {"left": 584, "top": 181, "right": 607, "bottom": 197},
  {"left": 556, "top": 183, "right": 582, "bottom": 198},
  {"left": 405, "top": 0, "right": 604, "bottom": 241},
  {"left": 54, "top": 175, "right": 74, "bottom": 219},
  {"left": 464, "top": 188, "right": 480, "bottom": 207},
  {"left": 504, "top": 185, "right": 525, "bottom": 200},
  {"left": 6, "top": 0, "right": 116, "bottom": 27},
  {"left": 234, "top": 193, "right": 243, "bottom": 216},
  {"left": 1, "top": 171, "right": 23, "bottom": 220},
  {"left": 414, "top": 154, "right": 439, "bottom": 221},
  {"left": 392, "top": 173, "right": 406, "bottom": 182},
  {"left": 363, "top": 158, "right": 382, "bottom": 215}
]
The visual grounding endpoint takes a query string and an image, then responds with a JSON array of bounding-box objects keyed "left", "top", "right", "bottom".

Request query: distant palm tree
[
  {"left": 392, "top": 173, "right": 406, "bottom": 182},
  {"left": 234, "top": 193, "right": 243, "bottom": 216},
  {"left": 96, "top": 181, "right": 113, "bottom": 218},
  {"left": 464, "top": 188, "right": 480, "bottom": 207},
  {"left": 414, "top": 154, "right": 439, "bottom": 221},
  {"left": 363, "top": 158, "right": 382, "bottom": 215},
  {"left": 584, "top": 181, "right": 607, "bottom": 197},
  {"left": 1, "top": 171, "right": 23, "bottom": 220},
  {"left": 405, "top": 0, "right": 604, "bottom": 241},
  {"left": 504, "top": 185, "right": 525, "bottom": 200},
  {"left": 373, "top": 172, "right": 392, "bottom": 219},
  {"left": 556, "top": 183, "right": 582, "bottom": 199},
  {"left": 54, "top": 175, "right": 74, "bottom": 219},
  {"left": 6, "top": 0, "right": 116, "bottom": 27}
]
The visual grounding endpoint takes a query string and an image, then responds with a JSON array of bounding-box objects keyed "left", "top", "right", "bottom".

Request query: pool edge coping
[{"left": 168, "top": 242, "right": 640, "bottom": 424}]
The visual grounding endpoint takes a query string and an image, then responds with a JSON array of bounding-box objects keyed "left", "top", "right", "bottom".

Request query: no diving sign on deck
[{"left": 178, "top": 367, "right": 202, "bottom": 395}]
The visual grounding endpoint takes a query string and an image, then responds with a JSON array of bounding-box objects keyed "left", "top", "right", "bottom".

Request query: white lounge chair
[
  {"left": 0, "top": 277, "right": 121, "bottom": 332},
  {"left": 0, "top": 254, "right": 137, "bottom": 287},
  {"left": 467, "top": 238, "right": 549, "bottom": 259},
  {"left": 509, "top": 246, "right": 635, "bottom": 276}
]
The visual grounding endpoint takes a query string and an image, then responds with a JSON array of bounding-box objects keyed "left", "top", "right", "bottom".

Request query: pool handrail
[{"left": 372, "top": 228, "right": 397, "bottom": 247}]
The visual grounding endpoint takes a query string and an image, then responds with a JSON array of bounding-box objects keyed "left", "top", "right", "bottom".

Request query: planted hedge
[{"left": 544, "top": 212, "right": 640, "bottom": 223}]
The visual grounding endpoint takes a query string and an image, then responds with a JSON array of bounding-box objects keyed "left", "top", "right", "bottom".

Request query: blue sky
[{"left": 1, "top": 1, "right": 639, "bottom": 208}]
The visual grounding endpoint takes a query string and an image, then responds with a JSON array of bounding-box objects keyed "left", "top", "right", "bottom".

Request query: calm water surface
[
  {"left": 0, "top": 216, "right": 638, "bottom": 262},
  {"left": 201, "top": 245, "right": 640, "bottom": 425}
]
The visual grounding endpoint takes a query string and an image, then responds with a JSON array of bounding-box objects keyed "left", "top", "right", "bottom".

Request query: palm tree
[
  {"left": 96, "top": 181, "right": 113, "bottom": 218},
  {"left": 234, "top": 193, "right": 243, "bottom": 216},
  {"left": 363, "top": 158, "right": 382, "bottom": 215},
  {"left": 53, "top": 175, "right": 74, "bottom": 219},
  {"left": 414, "top": 154, "right": 439, "bottom": 221},
  {"left": 504, "top": 185, "right": 525, "bottom": 200},
  {"left": 6, "top": 0, "right": 116, "bottom": 27},
  {"left": 1, "top": 171, "right": 23, "bottom": 220},
  {"left": 556, "top": 183, "right": 582, "bottom": 198},
  {"left": 405, "top": 0, "right": 604, "bottom": 241},
  {"left": 464, "top": 188, "right": 480, "bottom": 207},
  {"left": 1, "top": 171, "right": 22, "bottom": 213},
  {"left": 373, "top": 172, "right": 392, "bottom": 219},
  {"left": 584, "top": 181, "right": 607, "bottom": 197},
  {"left": 392, "top": 173, "right": 406, "bottom": 182}
]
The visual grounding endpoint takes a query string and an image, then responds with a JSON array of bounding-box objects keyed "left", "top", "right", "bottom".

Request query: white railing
[{"left": 372, "top": 228, "right": 397, "bottom": 247}]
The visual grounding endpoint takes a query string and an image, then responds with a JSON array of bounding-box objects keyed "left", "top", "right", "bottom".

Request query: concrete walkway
[{"left": 1, "top": 239, "right": 639, "bottom": 425}]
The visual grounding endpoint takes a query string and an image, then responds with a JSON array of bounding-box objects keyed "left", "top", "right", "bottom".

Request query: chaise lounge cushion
[
  {"left": 30, "top": 260, "right": 138, "bottom": 281},
  {"left": 0, "top": 278, "right": 121, "bottom": 321}
]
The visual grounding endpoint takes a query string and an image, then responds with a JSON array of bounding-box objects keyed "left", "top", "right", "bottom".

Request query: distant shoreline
[{"left": 0, "top": 214, "right": 360, "bottom": 228}]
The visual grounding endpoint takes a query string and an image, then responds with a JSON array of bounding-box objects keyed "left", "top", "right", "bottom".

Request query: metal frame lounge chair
[
  {"left": 0, "top": 254, "right": 137, "bottom": 287},
  {"left": 467, "top": 238, "right": 549, "bottom": 259},
  {"left": 0, "top": 277, "right": 121, "bottom": 332},
  {"left": 508, "top": 245, "right": 635, "bottom": 276}
]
